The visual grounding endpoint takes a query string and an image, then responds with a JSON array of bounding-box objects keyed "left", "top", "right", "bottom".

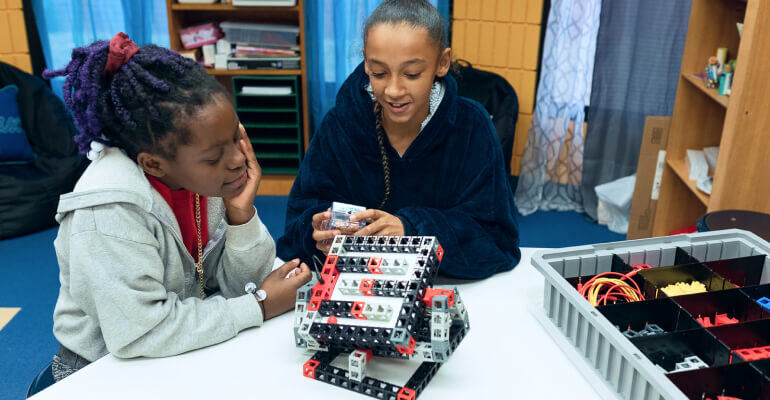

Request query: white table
[{"left": 32, "top": 248, "right": 603, "bottom": 399}]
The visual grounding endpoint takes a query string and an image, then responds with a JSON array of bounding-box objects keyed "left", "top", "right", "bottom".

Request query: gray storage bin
[{"left": 531, "top": 229, "right": 770, "bottom": 400}]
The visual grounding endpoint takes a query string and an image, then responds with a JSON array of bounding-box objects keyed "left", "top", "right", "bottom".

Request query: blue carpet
[{"left": 0, "top": 196, "right": 623, "bottom": 399}]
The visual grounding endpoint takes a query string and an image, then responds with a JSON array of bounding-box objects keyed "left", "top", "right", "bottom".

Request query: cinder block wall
[
  {"left": 451, "top": 0, "right": 543, "bottom": 175},
  {"left": 0, "top": 0, "right": 32, "bottom": 73}
]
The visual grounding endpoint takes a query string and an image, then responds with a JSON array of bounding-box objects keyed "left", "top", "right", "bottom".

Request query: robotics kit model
[{"left": 294, "top": 235, "right": 469, "bottom": 399}]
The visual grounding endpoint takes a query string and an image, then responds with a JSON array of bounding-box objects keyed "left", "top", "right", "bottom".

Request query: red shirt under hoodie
[{"left": 146, "top": 175, "right": 208, "bottom": 261}]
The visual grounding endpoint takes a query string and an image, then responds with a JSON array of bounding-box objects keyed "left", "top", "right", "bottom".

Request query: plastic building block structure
[
  {"left": 733, "top": 346, "right": 770, "bottom": 362},
  {"left": 294, "top": 235, "right": 469, "bottom": 399},
  {"left": 622, "top": 323, "right": 665, "bottom": 338}
]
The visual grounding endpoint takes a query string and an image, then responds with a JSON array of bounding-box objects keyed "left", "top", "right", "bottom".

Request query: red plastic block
[
  {"left": 303, "top": 359, "right": 320, "bottom": 379},
  {"left": 325, "top": 254, "right": 338, "bottom": 267},
  {"left": 307, "top": 294, "right": 323, "bottom": 311},
  {"left": 351, "top": 302, "right": 367, "bottom": 320},
  {"left": 422, "top": 288, "right": 455, "bottom": 308},
  {"left": 327, "top": 316, "right": 337, "bottom": 324},
  {"left": 436, "top": 245, "right": 444, "bottom": 262},
  {"left": 367, "top": 257, "right": 383, "bottom": 274},
  {"left": 359, "top": 279, "right": 374, "bottom": 296},
  {"left": 714, "top": 313, "right": 739, "bottom": 326},
  {"left": 352, "top": 349, "right": 374, "bottom": 362},
  {"left": 734, "top": 345, "right": 770, "bottom": 361},
  {"left": 397, "top": 387, "right": 416, "bottom": 400},
  {"left": 396, "top": 336, "right": 416, "bottom": 355}
]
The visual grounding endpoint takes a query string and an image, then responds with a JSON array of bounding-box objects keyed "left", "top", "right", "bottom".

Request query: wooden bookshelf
[
  {"left": 165, "top": 0, "right": 309, "bottom": 195},
  {"left": 652, "top": 0, "right": 770, "bottom": 236},
  {"left": 666, "top": 158, "right": 710, "bottom": 206},
  {"left": 681, "top": 73, "right": 729, "bottom": 108}
]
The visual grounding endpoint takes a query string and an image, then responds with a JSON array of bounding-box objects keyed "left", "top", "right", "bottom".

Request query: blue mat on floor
[{"left": 0, "top": 195, "right": 623, "bottom": 400}]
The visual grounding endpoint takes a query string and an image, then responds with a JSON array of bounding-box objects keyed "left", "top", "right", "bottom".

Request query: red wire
[{"left": 580, "top": 269, "right": 645, "bottom": 306}]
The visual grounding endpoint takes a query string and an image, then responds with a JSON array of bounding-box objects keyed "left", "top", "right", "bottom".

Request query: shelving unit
[
  {"left": 165, "top": 0, "right": 308, "bottom": 194},
  {"left": 233, "top": 76, "right": 302, "bottom": 174},
  {"left": 651, "top": 0, "right": 770, "bottom": 236}
]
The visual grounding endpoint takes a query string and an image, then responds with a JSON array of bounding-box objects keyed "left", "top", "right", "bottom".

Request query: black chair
[
  {"left": 0, "top": 62, "right": 87, "bottom": 240},
  {"left": 26, "top": 361, "right": 54, "bottom": 398},
  {"left": 451, "top": 60, "right": 519, "bottom": 190}
]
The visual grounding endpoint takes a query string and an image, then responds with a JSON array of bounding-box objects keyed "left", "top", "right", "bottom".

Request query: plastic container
[
  {"left": 531, "top": 229, "right": 770, "bottom": 400},
  {"left": 219, "top": 22, "right": 298, "bottom": 47}
]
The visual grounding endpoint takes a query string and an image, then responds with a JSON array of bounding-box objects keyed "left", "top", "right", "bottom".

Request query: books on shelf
[
  {"left": 240, "top": 86, "right": 293, "bottom": 95},
  {"left": 227, "top": 56, "right": 300, "bottom": 70},
  {"left": 234, "top": 45, "right": 298, "bottom": 57}
]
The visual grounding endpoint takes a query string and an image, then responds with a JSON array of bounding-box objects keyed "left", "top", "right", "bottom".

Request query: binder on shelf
[{"left": 227, "top": 56, "right": 300, "bottom": 70}]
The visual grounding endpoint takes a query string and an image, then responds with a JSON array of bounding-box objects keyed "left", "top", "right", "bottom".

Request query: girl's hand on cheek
[{"left": 224, "top": 124, "right": 261, "bottom": 225}]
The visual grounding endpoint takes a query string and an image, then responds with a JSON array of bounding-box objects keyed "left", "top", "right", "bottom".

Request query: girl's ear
[
  {"left": 436, "top": 47, "right": 452, "bottom": 77},
  {"left": 137, "top": 152, "right": 168, "bottom": 178},
  {"left": 363, "top": 50, "right": 370, "bottom": 75}
]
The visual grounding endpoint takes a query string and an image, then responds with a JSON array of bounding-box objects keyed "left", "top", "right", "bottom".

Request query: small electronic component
[{"left": 321, "top": 202, "right": 367, "bottom": 242}]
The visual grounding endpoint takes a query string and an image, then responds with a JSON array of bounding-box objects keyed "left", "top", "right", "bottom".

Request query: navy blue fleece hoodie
[{"left": 276, "top": 62, "right": 520, "bottom": 279}]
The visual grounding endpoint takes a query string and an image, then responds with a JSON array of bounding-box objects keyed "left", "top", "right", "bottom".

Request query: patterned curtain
[{"left": 515, "top": 0, "right": 600, "bottom": 216}]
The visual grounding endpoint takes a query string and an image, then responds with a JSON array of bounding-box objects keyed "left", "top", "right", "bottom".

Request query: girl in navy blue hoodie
[{"left": 277, "top": 0, "right": 520, "bottom": 279}]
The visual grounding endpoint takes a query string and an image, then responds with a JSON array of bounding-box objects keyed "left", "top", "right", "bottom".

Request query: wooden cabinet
[
  {"left": 165, "top": 0, "right": 308, "bottom": 194},
  {"left": 652, "top": 0, "right": 770, "bottom": 236}
]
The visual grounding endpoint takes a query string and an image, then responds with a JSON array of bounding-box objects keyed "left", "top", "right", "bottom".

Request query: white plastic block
[
  {"left": 412, "top": 342, "right": 434, "bottom": 362},
  {"left": 363, "top": 303, "right": 393, "bottom": 321},
  {"left": 431, "top": 309, "right": 451, "bottom": 342},
  {"left": 348, "top": 350, "right": 369, "bottom": 382},
  {"left": 338, "top": 278, "right": 361, "bottom": 295},
  {"left": 673, "top": 355, "right": 708, "bottom": 372}
]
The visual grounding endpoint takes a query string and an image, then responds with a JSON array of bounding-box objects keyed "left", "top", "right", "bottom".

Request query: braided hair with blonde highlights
[
  {"left": 373, "top": 103, "right": 392, "bottom": 209},
  {"left": 364, "top": 0, "right": 447, "bottom": 209}
]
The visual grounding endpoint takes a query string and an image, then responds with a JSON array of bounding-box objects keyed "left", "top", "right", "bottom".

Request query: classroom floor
[{"left": 0, "top": 195, "right": 623, "bottom": 399}]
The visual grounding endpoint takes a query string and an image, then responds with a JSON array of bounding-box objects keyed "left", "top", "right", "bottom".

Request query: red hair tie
[{"left": 103, "top": 32, "right": 139, "bottom": 79}]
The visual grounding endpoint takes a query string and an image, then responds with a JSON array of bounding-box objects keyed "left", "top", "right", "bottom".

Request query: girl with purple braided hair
[{"left": 44, "top": 33, "right": 311, "bottom": 381}]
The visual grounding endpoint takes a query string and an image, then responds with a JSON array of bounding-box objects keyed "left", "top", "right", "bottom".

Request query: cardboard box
[{"left": 627, "top": 116, "right": 671, "bottom": 239}]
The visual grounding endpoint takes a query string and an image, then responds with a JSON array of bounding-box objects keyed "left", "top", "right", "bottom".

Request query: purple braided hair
[{"left": 43, "top": 40, "right": 228, "bottom": 159}]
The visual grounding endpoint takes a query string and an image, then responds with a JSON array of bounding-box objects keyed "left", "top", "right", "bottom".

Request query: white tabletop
[{"left": 32, "top": 248, "right": 602, "bottom": 399}]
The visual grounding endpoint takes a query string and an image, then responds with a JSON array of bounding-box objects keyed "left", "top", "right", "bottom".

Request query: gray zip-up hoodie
[{"left": 52, "top": 146, "right": 274, "bottom": 362}]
